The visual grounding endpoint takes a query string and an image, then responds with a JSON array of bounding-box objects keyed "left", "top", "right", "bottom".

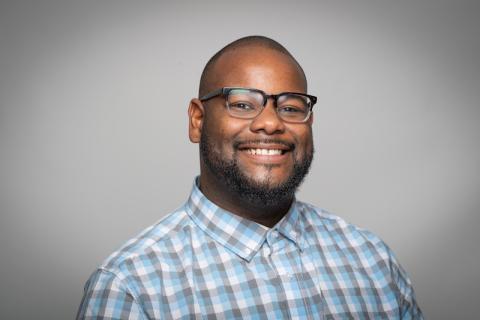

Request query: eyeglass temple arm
[{"left": 199, "top": 88, "right": 225, "bottom": 101}]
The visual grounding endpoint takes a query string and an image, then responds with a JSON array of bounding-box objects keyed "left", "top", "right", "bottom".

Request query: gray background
[{"left": 1, "top": 0, "right": 479, "bottom": 319}]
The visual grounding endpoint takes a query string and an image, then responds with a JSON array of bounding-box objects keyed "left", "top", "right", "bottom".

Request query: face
[{"left": 196, "top": 47, "right": 314, "bottom": 205}]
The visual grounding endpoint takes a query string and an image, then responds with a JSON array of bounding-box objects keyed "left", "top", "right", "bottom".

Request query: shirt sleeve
[
  {"left": 392, "top": 258, "right": 424, "bottom": 320},
  {"left": 383, "top": 244, "right": 424, "bottom": 320},
  {"left": 76, "top": 269, "right": 148, "bottom": 320},
  {"left": 361, "top": 229, "right": 424, "bottom": 319}
]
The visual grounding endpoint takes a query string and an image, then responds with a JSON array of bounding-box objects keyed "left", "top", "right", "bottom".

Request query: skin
[{"left": 188, "top": 46, "right": 314, "bottom": 227}]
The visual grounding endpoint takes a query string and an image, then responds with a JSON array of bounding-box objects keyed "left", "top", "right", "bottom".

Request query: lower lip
[{"left": 239, "top": 150, "right": 291, "bottom": 164}]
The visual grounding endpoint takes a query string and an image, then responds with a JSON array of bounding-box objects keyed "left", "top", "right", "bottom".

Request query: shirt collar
[{"left": 185, "top": 178, "right": 303, "bottom": 261}]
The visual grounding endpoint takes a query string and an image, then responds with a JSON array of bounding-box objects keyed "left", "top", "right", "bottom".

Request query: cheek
[
  {"left": 291, "top": 127, "right": 314, "bottom": 157},
  {"left": 203, "top": 112, "right": 229, "bottom": 146},
  {"left": 213, "top": 120, "right": 247, "bottom": 146},
  {"left": 305, "top": 131, "right": 314, "bottom": 151},
  {"left": 205, "top": 123, "right": 243, "bottom": 157}
]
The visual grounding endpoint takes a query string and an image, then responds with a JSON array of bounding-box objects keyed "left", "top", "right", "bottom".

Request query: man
[{"left": 77, "top": 36, "right": 423, "bottom": 319}]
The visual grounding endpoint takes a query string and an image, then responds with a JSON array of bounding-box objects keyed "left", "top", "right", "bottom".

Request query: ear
[{"left": 188, "top": 98, "right": 205, "bottom": 143}]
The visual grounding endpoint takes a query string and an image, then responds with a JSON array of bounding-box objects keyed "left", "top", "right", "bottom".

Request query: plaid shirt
[{"left": 77, "top": 180, "right": 423, "bottom": 319}]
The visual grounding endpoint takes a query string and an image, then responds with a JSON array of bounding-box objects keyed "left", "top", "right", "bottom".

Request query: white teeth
[{"left": 246, "top": 149, "right": 282, "bottom": 155}]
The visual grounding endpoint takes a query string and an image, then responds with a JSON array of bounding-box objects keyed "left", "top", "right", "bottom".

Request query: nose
[{"left": 249, "top": 98, "right": 286, "bottom": 135}]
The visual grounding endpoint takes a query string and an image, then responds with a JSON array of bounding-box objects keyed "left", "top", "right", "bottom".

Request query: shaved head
[{"left": 198, "top": 36, "right": 307, "bottom": 97}]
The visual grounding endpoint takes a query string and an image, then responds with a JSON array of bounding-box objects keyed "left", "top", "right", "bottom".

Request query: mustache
[{"left": 233, "top": 139, "right": 295, "bottom": 150}]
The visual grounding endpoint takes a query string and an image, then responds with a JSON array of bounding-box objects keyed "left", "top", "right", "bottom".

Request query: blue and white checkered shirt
[{"left": 77, "top": 179, "right": 423, "bottom": 319}]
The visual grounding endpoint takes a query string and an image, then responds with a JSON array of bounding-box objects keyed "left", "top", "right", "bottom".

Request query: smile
[{"left": 245, "top": 149, "right": 285, "bottom": 155}]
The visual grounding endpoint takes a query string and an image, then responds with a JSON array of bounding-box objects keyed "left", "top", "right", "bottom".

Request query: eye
[
  {"left": 229, "top": 102, "right": 255, "bottom": 111},
  {"left": 277, "top": 94, "right": 309, "bottom": 116},
  {"left": 277, "top": 105, "right": 305, "bottom": 114}
]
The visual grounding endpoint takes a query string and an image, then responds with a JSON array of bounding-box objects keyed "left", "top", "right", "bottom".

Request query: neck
[{"left": 199, "top": 172, "right": 293, "bottom": 228}]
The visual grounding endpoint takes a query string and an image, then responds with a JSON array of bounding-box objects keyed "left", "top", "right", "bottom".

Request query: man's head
[
  {"left": 198, "top": 36, "right": 308, "bottom": 97},
  {"left": 189, "top": 36, "right": 314, "bottom": 215}
]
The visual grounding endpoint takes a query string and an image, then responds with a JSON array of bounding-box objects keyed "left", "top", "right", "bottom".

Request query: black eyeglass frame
[{"left": 199, "top": 87, "right": 317, "bottom": 123}]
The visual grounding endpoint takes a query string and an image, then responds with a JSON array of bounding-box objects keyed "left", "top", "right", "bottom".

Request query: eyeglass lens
[{"left": 226, "top": 89, "right": 310, "bottom": 122}]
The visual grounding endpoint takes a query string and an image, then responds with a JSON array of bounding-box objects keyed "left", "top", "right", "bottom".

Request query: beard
[{"left": 199, "top": 131, "right": 314, "bottom": 207}]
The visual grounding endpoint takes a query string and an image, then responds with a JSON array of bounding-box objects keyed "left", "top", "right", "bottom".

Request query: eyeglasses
[{"left": 199, "top": 87, "right": 317, "bottom": 123}]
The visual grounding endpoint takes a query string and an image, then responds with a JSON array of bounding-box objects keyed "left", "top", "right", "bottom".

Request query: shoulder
[
  {"left": 95, "top": 204, "right": 197, "bottom": 281},
  {"left": 296, "top": 201, "right": 396, "bottom": 264},
  {"left": 78, "top": 206, "right": 195, "bottom": 318},
  {"left": 296, "top": 201, "right": 416, "bottom": 291},
  {"left": 296, "top": 201, "right": 423, "bottom": 317}
]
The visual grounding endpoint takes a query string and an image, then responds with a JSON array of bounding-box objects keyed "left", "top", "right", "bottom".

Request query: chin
[
  {"left": 252, "top": 175, "right": 289, "bottom": 188},
  {"left": 241, "top": 164, "right": 291, "bottom": 184}
]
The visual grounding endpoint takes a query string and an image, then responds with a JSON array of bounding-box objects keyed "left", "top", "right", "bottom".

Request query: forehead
[{"left": 209, "top": 47, "right": 307, "bottom": 94}]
